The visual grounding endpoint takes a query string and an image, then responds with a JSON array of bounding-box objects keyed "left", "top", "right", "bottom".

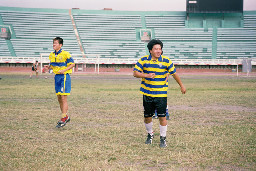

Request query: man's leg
[
  {"left": 30, "top": 71, "right": 33, "bottom": 78},
  {"left": 57, "top": 95, "right": 63, "bottom": 113},
  {"left": 144, "top": 117, "right": 154, "bottom": 144},
  {"left": 159, "top": 117, "right": 167, "bottom": 148},
  {"left": 57, "top": 95, "right": 68, "bottom": 115},
  {"left": 144, "top": 117, "right": 153, "bottom": 124},
  {"left": 159, "top": 116, "right": 167, "bottom": 137},
  {"left": 143, "top": 95, "right": 155, "bottom": 144},
  {"left": 156, "top": 97, "right": 168, "bottom": 148},
  {"left": 159, "top": 117, "right": 167, "bottom": 126},
  {"left": 56, "top": 95, "right": 70, "bottom": 128},
  {"left": 144, "top": 117, "right": 153, "bottom": 135}
]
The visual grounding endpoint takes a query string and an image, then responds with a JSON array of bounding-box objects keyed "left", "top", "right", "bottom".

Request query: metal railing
[
  {"left": 2, "top": 55, "right": 255, "bottom": 65},
  {"left": 1, "top": 55, "right": 255, "bottom": 76}
]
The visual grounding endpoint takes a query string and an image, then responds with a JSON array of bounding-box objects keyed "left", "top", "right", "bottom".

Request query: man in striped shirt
[{"left": 133, "top": 39, "right": 186, "bottom": 148}]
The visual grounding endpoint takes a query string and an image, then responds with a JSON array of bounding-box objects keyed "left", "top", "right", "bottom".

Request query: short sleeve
[{"left": 133, "top": 58, "right": 143, "bottom": 73}]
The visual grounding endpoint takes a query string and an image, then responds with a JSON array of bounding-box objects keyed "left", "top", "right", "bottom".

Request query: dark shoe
[
  {"left": 160, "top": 136, "right": 167, "bottom": 148},
  {"left": 56, "top": 116, "right": 70, "bottom": 128},
  {"left": 145, "top": 133, "right": 154, "bottom": 144}
]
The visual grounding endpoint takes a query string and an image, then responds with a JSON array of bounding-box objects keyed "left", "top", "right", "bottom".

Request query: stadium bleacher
[
  {"left": 0, "top": 38, "right": 11, "bottom": 56},
  {"left": 244, "top": 13, "right": 256, "bottom": 28},
  {"left": 163, "top": 41, "right": 212, "bottom": 59},
  {"left": 73, "top": 13, "right": 141, "bottom": 41},
  {"left": 216, "top": 28, "right": 256, "bottom": 59},
  {"left": 145, "top": 15, "right": 185, "bottom": 28},
  {"left": 0, "top": 6, "right": 256, "bottom": 61},
  {"left": 82, "top": 40, "right": 145, "bottom": 58},
  {"left": 0, "top": 8, "right": 81, "bottom": 57},
  {"left": 155, "top": 28, "right": 213, "bottom": 41}
]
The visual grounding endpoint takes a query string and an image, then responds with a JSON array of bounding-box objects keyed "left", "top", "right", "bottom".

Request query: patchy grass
[{"left": 0, "top": 74, "right": 255, "bottom": 170}]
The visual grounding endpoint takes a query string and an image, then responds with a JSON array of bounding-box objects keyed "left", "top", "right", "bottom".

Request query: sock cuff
[
  {"left": 62, "top": 113, "right": 67, "bottom": 118},
  {"left": 145, "top": 122, "right": 153, "bottom": 126}
]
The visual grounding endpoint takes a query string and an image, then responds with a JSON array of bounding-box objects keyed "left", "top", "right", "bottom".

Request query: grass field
[{"left": 0, "top": 73, "right": 255, "bottom": 170}]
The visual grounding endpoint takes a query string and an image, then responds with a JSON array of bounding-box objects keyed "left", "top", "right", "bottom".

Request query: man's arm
[
  {"left": 133, "top": 71, "right": 155, "bottom": 79},
  {"left": 172, "top": 73, "right": 186, "bottom": 94},
  {"left": 58, "top": 63, "right": 75, "bottom": 74},
  {"left": 45, "top": 64, "right": 52, "bottom": 70}
]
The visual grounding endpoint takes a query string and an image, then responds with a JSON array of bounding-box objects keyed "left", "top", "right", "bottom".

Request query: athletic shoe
[
  {"left": 159, "top": 136, "right": 167, "bottom": 148},
  {"left": 56, "top": 116, "right": 70, "bottom": 128},
  {"left": 145, "top": 133, "right": 154, "bottom": 144}
]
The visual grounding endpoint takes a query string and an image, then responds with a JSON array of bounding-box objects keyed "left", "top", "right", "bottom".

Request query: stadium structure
[{"left": 0, "top": 2, "right": 255, "bottom": 73}]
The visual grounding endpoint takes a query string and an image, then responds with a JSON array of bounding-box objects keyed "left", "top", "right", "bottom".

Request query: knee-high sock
[
  {"left": 145, "top": 122, "right": 153, "bottom": 135},
  {"left": 160, "top": 125, "right": 167, "bottom": 137}
]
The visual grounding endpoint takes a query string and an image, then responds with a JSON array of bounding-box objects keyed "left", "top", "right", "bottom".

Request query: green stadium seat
[{"left": 0, "top": 7, "right": 256, "bottom": 60}]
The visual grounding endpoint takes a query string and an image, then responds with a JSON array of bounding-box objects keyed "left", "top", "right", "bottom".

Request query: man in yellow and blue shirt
[
  {"left": 133, "top": 39, "right": 186, "bottom": 147},
  {"left": 48, "top": 37, "right": 75, "bottom": 128}
]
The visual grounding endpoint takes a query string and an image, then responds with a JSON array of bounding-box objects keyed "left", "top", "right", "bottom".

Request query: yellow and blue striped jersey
[
  {"left": 49, "top": 49, "right": 75, "bottom": 74},
  {"left": 133, "top": 55, "right": 176, "bottom": 97}
]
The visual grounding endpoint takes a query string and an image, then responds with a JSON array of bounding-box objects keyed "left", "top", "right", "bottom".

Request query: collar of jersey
[
  {"left": 54, "top": 49, "right": 62, "bottom": 56},
  {"left": 148, "top": 54, "right": 163, "bottom": 62}
]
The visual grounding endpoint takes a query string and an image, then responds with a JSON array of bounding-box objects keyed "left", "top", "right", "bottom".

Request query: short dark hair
[
  {"left": 147, "top": 39, "right": 163, "bottom": 51},
  {"left": 53, "top": 37, "right": 63, "bottom": 45}
]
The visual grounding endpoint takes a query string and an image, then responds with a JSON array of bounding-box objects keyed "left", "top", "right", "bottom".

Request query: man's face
[
  {"left": 53, "top": 40, "right": 62, "bottom": 51},
  {"left": 149, "top": 44, "right": 162, "bottom": 59}
]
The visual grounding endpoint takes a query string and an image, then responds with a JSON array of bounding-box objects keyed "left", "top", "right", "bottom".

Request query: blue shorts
[{"left": 55, "top": 74, "right": 71, "bottom": 95}]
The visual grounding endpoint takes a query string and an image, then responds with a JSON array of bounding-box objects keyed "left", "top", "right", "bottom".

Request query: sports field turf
[{"left": 0, "top": 73, "right": 255, "bottom": 170}]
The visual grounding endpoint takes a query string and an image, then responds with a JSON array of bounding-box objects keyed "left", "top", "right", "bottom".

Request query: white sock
[
  {"left": 145, "top": 122, "right": 153, "bottom": 135},
  {"left": 159, "top": 125, "right": 167, "bottom": 137}
]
